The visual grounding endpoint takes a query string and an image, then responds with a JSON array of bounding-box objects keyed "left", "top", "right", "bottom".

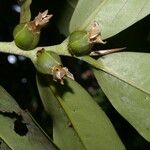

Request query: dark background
[{"left": 0, "top": 0, "right": 150, "bottom": 149}]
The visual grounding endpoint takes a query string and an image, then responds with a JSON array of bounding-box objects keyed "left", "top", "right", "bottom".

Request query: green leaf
[
  {"left": 19, "top": 0, "right": 32, "bottom": 23},
  {"left": 0, "top": 86, "right": 57, "bottom": 150},
  {"left": 70, "top": 0, "right": 150, "bottom": 39},
  {"left": 0, "top": 139, "right": 11, "bottom": 150},
  {"left": 37, "top": 74, "right": 125, "bottom": 150},
  {"left": 37, "top": 75, "right": 84, "bottom": 150},
  {"left": 93, "top": 52, "right": 150, "bottom": 141}
]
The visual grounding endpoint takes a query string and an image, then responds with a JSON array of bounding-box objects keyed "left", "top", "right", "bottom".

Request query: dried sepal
[
  {"left": 34, "top": 10, "right": 53, "bottom": 27},
  {"left": 52, "top": 65, "right": 74, "bottom": 85},
  {"left": 27, "top": 10, "right": 53, "bottom": 32},
  {"left": 88, "top": 21, "right": 106, "bottom": 44}
]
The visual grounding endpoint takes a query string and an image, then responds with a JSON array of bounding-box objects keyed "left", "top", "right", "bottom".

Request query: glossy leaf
[
  {"left": 70, "top": 0, "right": 150, "bottom": 39},
  {"left": 0, "top": 86, "right": 57, "bottom": 150},
  {"left": 37, "top": 75, "right": 84, "bottom": 150},
  {"left": 37, "top": 74, "right": 125, "bottom": 150},
  {"left": 93, "top": 52, "right": 150, "bottom": 141}
]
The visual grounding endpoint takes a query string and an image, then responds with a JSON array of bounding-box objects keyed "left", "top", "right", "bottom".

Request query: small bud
[{"left": 34, "top": 49, "right": 74, "bottom": 85}]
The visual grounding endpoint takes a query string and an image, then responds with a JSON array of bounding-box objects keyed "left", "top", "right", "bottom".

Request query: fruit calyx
[
  {"left": 52, "top": 65, "right": 74, "bottom": 85},
  {"left": 27, "top": 10, "right": 53, "bottom": 33},
  {"left": 87, "top": 21, "right": 106, "bottom": 44}
]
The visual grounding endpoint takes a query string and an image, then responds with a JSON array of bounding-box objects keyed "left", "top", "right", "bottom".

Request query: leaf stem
[
  {"left": 0, "top": 41, "right": 36, "bottom": 59},
  {"left": 43, "top": 39, "right": 70, "bottom": 55},
  {"left": 0, "top": 40, "right": 104, "bottom": 69},
  {"left": 0, "top": 40, "right": 70, "bottom": 62},
  {"left": 19, "top": 0, "right": 32, "bottom": 23}
]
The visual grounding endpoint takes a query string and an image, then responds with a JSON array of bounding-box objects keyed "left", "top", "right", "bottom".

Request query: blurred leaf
[
  {"left": 19, "top": 0, "right": 32, "bottom": 23},
  {"left": 93, "top": 52, "right": 150, "bottom": 142},
  {"left": 57, "top": 0, "right": 78, "bottom": 36},
  {"left": 70, "top": 0, "right": 150, "bottom": 39},
  {"left": 92, "top": 88, "right": 106, "bottom": 104},
  {"left": 37, "top": 74, "right": 125, "bottom": 150},
  {"left": 67, "top": 0, "right": 78, "bottom": 8},
  {"left": 0, "top": 139, "right": 11, "bottom": 150},
  {"left": 0, "top": 86, "right": 57, "bottom": 150}
]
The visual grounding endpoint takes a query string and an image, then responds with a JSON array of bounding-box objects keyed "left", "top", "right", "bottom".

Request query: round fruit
[
  {"left": 13, "top": 10, "right": 52, "bottom": 50},
  {"left": 35, "top": 49, "right": 61, "bottom": 75},
  {"left": 13, "top": 23, "right": 40, "bottom": 50},
  {"left": 68, "top": 31, "right": 91, "bottom": 56}
]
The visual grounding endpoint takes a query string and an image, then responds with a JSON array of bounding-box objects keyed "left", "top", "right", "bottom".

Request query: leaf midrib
[
  {"left": 97, "top": 65, "right": 150, "bottom": 97},
  {"left": 81, "top": 56, "right": 150, "bottom": 96},
  {"left": 49, "top": 85, "right": 87, "bottom": 150}
]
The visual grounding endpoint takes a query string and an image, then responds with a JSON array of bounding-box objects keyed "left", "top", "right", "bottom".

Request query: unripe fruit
[
  {"left": 34, "top": 49, "right": 74, "bottom": 84},
  {"left": 13, "top": 10, "right": 52, "bottom": 50},
  {"left": 68, "top": 21, "right": 106, "bottom": 56},
  {"left": 35, "top": 49, "right": 61, "bottom": 75},
  {"left": 13, "top": 23, "right": 40, "bottom": 50},
  {"left": 68, "top": 31, "right": 91, "bottom": 56}
]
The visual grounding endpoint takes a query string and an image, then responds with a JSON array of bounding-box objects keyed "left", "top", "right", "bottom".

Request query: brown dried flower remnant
[
  {"left": 27, "top": 10, "right": 53, "bottom": 32},
  {"left": 88, "top": 21, "right": 106, "bottom": 44},
  {"left": 52, "top": 65, "right": 74, "bottom": 85}
]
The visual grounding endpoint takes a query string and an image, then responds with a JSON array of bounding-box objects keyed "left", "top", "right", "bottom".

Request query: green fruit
[
  {"left": 35, "top": 50, "right": 61, "bottom": 75},
  {"left": 34, "top": 49, "right": 74, "bottom": 84},
  {"left": 13, "top": 23, "right": 40, "bottom": 50},
  {"left": 68, "top": 31, "right": 92, "bottom": 56}
]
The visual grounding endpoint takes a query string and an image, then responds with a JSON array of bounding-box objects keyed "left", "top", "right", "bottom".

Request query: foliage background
[{"left": 0, "top": 0, "right": 150, "bottom": 149}]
